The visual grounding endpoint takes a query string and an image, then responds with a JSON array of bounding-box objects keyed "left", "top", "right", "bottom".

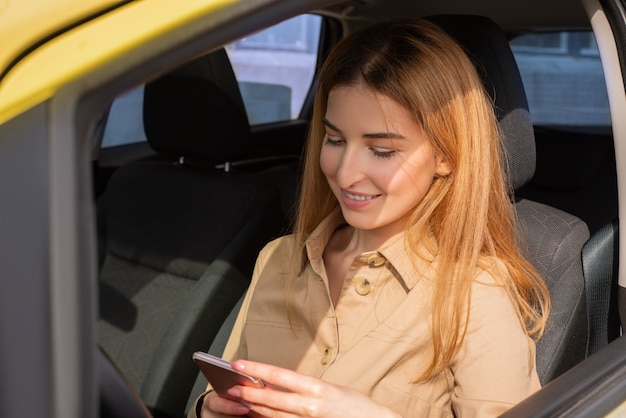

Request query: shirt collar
[
  {"left": 378, "top": 236, "right": 437, "bottom": 290},
  {"left": 304, "top": 210, "right": 436, "bottom": 290},
  {"left": 304, "top": 209, "right": 345, "bottom": 275}
]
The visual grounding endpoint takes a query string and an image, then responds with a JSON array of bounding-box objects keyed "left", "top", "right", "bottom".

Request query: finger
[
  {"left": 204, "top": 391, "right": 250, "bottom": 416},
  {"left": 232, "top": 385, "right": 324, "bottom": 418},
  {"left": 247, "top": 403, "right": 301, "bottom": 418},
  {"left": 230, "top": 387, "right": 302, "bottom": 418},
  {"left": 231, "top": 360, "right": 322, "bottom": 395}
]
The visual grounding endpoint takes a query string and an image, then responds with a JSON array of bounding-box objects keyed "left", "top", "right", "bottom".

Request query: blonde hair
[{"left": 291, "top": 19, "right": 549, "bottom": 380}]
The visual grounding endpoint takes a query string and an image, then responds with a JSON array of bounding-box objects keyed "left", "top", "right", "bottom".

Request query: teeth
[{"left": 344, "top": 191, "right": 376, "bottom": 201}]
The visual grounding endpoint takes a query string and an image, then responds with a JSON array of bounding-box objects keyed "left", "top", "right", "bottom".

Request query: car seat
[
  {"left": 97, "top": 48, "right": 282, "bottom": 418},
  {"left": 427, "top": 15, "right": 591, "bottom": 384}
]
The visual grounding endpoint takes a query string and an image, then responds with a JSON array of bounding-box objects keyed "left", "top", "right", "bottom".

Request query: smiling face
[{"left": 320, "top": 84, "right": 451, "bottom": 240}]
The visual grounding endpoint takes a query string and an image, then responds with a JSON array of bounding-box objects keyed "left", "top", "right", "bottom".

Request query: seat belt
[{"left": 582, "top": 219, "right": 620, "bottom": 355}]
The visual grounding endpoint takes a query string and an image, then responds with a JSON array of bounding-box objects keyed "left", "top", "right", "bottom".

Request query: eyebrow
[{"left": 323, "top": 118, "right": 406, "bottom": 140}]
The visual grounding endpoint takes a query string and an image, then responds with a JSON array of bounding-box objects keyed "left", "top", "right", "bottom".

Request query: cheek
[
  {"left": 319, "top": 147, "right": 338, "bottom": 179},
  {"left": 369, "top": 164, "right": 402, "bottom": 189},
  {"left": 386, "top": 159, "right": 436, "bottom": 197}
]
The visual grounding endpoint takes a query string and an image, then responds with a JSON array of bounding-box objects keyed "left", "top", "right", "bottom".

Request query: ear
[{"left": 435, "top": 156, "right": 452, "bottom": 177}]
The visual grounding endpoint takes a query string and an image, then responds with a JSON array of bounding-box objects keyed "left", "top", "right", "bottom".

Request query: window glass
[
  {"left": 510, "top": 31, "right": 610, "bottom": 127},
  {"left": 102, "top": 14, "right": 322, "bottom": 148},
  {"left": 226, "top": 14, "right": 322, "bottom": 124},
  {"left": 102, "top": 86, "right": 146, "bottom": 147}
]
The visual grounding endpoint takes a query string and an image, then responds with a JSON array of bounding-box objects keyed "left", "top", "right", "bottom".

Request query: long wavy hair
[{"left": 290, "top": 19, "right": 550, "bottom": 380}]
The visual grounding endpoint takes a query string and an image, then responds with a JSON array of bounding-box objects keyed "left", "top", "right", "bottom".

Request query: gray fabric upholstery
[
  {"left": 98, "top": 48, "right": 282, "bottom": 418},
  {"left": 430, "top": 15, "right": 590, "bottom": 384},
  {"left": 516, "top": 199, "right": 589, "bottom": 380},
  {"left": 143, "top": 49, "right": 250, "bottom": 163},
  {"left": 99, "top": 256, "right": 197, "bottom": 388},
  {"left": 143, "top": 78, "right": 249, "bottom": 163},
  {"left": 184, "top": 294, "right": 244, "bottom": 413},
  {"left": 426, "top": 14, "right": 535, "bottom": 191}
]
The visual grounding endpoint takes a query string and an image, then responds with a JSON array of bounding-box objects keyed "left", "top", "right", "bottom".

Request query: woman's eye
[
  {"left": 371, "top": 148, "right": 396, "bottom": 159},
  {"left": 323, "top": 136, "right": 345, "bottom": 146}
]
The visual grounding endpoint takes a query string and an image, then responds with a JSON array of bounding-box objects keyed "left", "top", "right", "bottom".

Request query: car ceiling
[{"left": 320, "top": 0, "right": 590, "bottom": 32}]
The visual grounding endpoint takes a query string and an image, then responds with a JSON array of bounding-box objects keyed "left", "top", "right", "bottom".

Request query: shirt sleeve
[{"left": 450, "top": 266, "right": 541, "bottom": 417}]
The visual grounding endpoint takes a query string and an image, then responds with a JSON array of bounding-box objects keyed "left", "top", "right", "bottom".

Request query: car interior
[
  {"left": 97, "top": 47, "right": 286, "bottom": 418},
  {"left": 86, "top": 0, "right": 622, "bottom": 416}
]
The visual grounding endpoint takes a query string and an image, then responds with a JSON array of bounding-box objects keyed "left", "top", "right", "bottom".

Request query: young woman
[{"left": 191, "top": 18, "right": 549, "bottom": 418}]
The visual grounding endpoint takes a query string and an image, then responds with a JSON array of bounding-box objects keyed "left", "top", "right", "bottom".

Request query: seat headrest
[
  {"left": 143, "top": 48, "right": 250, "bottom": 163},
  {"left": 426, "top": 15, "right": 536, "bottom": 191}
]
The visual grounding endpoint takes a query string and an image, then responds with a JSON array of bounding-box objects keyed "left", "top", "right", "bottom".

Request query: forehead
[{"left": 325, "top": 85, "right": 416, "bottom": 132}]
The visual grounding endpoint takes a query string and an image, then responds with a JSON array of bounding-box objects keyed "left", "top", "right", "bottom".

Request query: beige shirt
[{"left": 211, "top": 213, "right": 540, "bottom": 417}]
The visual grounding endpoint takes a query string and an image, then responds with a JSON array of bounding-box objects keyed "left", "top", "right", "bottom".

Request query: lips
[
  {"left": 343, "top": 190, "right": 380, "bottom": 201},
  {"left": 340, "top": 190, "right": 382, "bottom": 209}
]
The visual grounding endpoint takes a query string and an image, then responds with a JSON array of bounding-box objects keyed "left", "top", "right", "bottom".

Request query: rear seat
[{"left": 97, "top": 48, "right": 283, "bottom": 418}]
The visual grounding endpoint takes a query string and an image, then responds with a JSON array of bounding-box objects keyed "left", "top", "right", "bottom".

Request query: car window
[
  {"left": 510, "top": 31, "right": 610, "bottom": 127},
  {"left": 102, "top": 85, "right": 146, "bottom": 148},
  {"left": 227, "top": 14, "right": 322, "bottom": 124},
  {"left": 102, "top": 14, "right": 322, "bottom": 148}
]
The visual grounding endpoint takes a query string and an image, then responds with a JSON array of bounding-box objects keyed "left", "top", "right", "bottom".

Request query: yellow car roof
[
  {"left": 0, "top": 0, "right": 237, "bottom": 125},
  {"left": 0, "top": 0, "right": 125, "bottom": 76}
]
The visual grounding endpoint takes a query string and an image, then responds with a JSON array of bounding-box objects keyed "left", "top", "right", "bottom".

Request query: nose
[{"left": 335, "top": 145, "right": 366, "bottom": 189}]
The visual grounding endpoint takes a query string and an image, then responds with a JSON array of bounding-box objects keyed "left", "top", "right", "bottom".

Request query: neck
[{"left": 342, "top": 225, "right": 404, "bottom": 255}]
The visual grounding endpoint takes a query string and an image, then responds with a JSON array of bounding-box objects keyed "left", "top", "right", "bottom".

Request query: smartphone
[{"left": 192, "top": 351, "right": 265, "bottom": 400}]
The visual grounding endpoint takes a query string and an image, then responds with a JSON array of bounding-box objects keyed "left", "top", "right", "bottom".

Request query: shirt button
[
  {"left": 321, "top": 348, "right": 332, "bottom": 365},
  {"left": 367, "top": 255, "right": 386, "bottom": 268},
  {"left": 354, "top": 278, "right": 371, "bottom": 296}
]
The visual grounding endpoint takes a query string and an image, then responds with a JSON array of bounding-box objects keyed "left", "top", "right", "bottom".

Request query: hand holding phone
[{"left": 192, "top": 351, "right": 265, "bottom": 401}]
